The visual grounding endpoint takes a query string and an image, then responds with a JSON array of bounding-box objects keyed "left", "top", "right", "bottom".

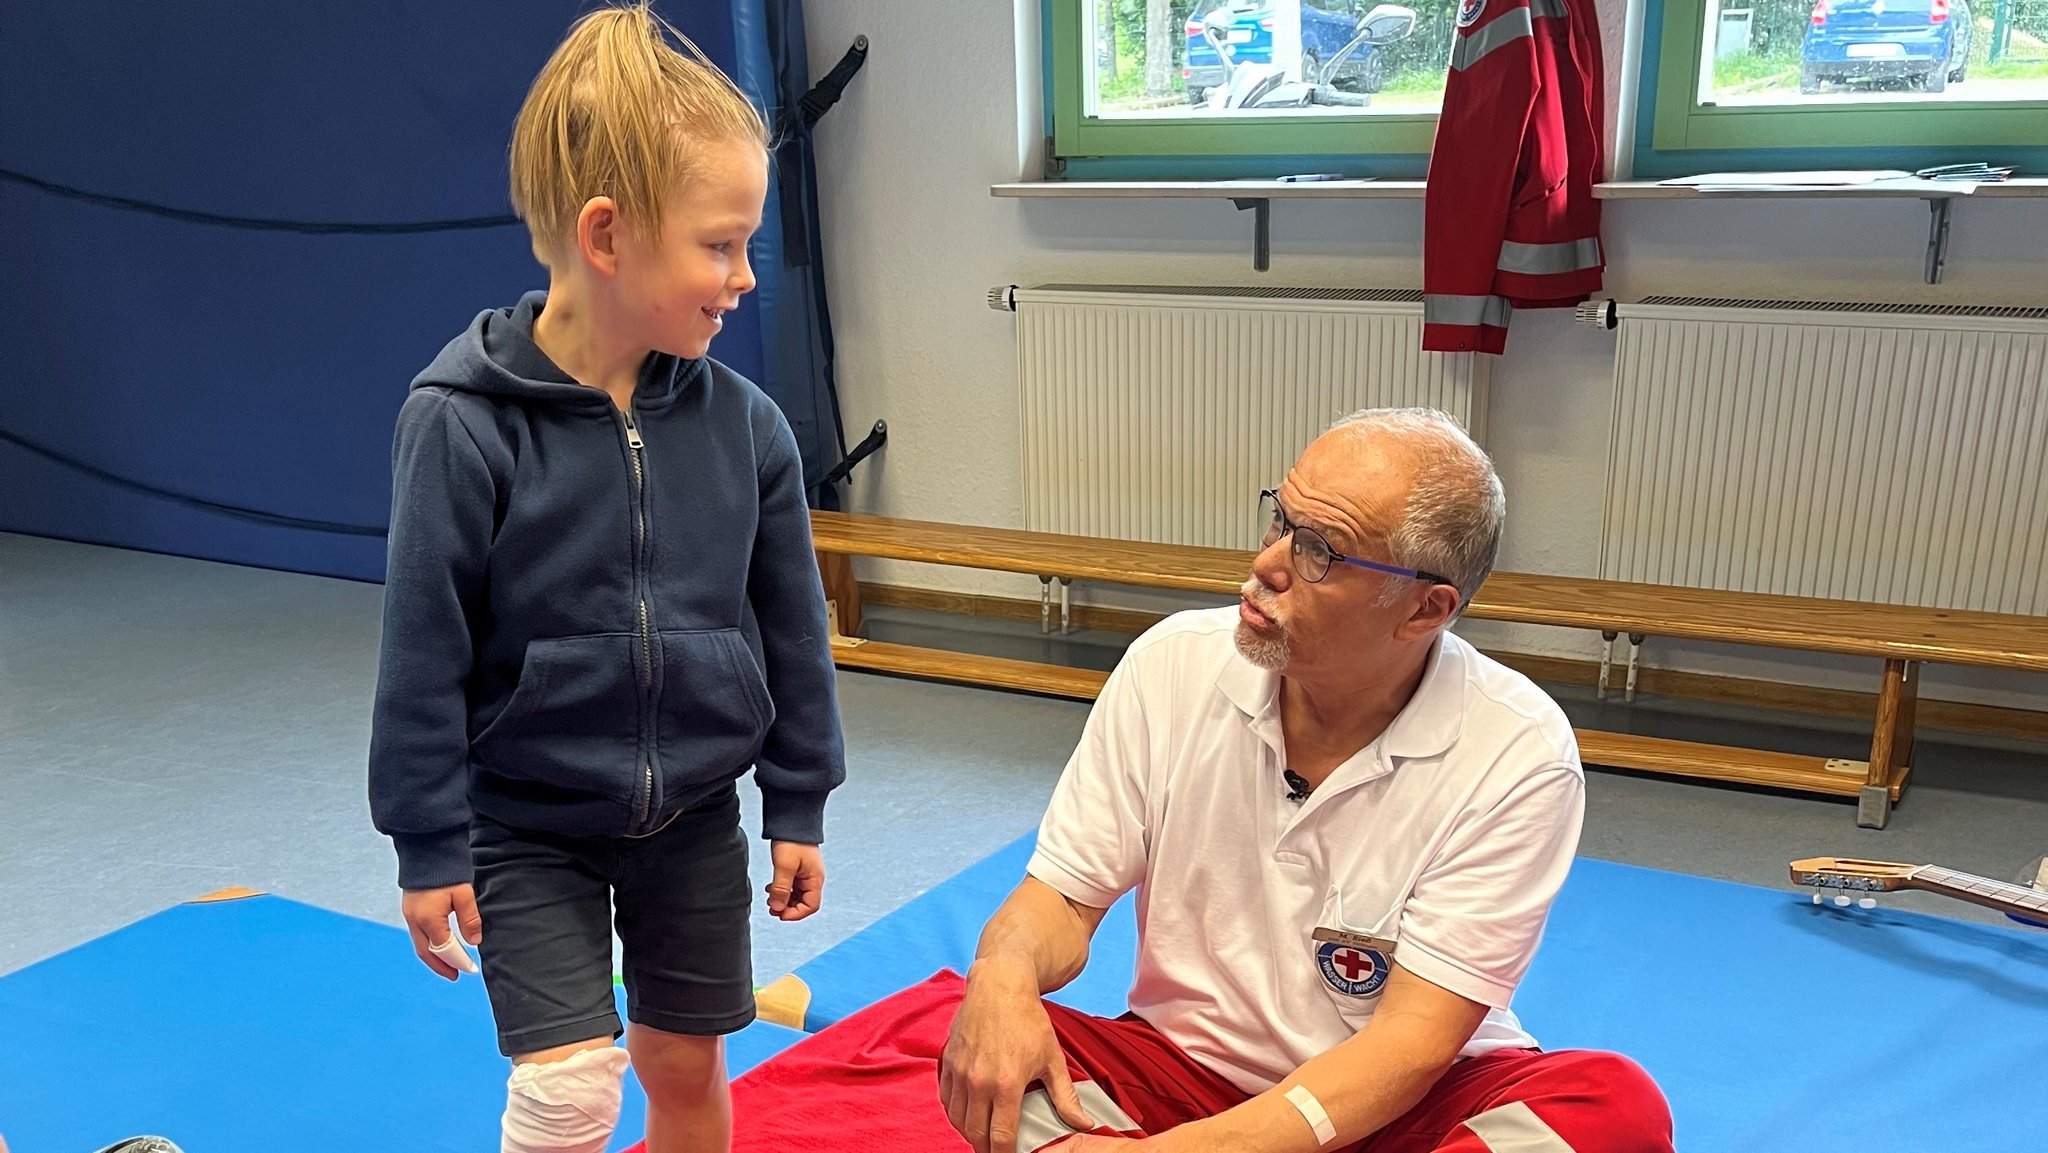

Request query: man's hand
[
  {"left": 767, "top": 841, "right": 824, "bottom": 921},
  {"left": 940, "top": 960, "right": 1096, "bottom": 1153},
  {"left": 401, "top": 884, "right": 482, "bottom": 980}
]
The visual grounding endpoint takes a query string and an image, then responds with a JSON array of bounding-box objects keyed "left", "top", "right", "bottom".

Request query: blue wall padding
[
  {"left": 0, "top": 186, "right": 537, "bottom": 579},
  {"left": 0, "top": 2, "right": 786, "bottom": 581},
  {"left": 0, "top": 894, "right": 800, "bottom": 1151}
]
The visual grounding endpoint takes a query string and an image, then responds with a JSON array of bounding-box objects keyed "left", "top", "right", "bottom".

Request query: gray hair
[{"left": 1330, "top": 407, "right": 1504, "bottom": 615}]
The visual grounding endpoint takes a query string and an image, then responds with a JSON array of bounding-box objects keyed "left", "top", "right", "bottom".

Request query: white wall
[{"left": 799, "top": 0, "right": 2048, "bottom": 711}]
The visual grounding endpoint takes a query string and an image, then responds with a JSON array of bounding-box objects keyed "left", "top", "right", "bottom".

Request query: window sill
[
  {"left": 985, "top": 179, "right": 2044, "bottom": 280},
  {"left": 990, "top": 180, "right": 1428, "bottom": 199},
  {"left": 1594, "top": 179, "right": 2048, "bottom": 200},
  {"left": 1595, "top": 179, "right": 2048, "bottom": 282},
  {"left": 990, "top": 180, "right": 1426, "bottom": 272},
  {"left": 993, "top": 178, "right": 2048, "bottom": 201}
]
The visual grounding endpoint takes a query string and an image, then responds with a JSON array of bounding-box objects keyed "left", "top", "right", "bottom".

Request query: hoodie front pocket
[
  {"left": 473, "top": 633, "right": 642, "bottom": 803},
  {"left": 655, "top": 628, "right": 774, "bottom": 776}
]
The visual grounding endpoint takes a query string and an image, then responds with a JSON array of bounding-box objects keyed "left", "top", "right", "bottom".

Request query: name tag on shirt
[{"left": 1312, "top": 926, "right": 1397, "bottom": 954}]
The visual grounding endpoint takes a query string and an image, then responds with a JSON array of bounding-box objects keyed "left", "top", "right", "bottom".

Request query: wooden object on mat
[
  {"left": 754, "top": 974, "right": 813, "bottom": 1030},
  {"left": 811, "top": 511, "right": 2048, "bottom": 829},
  {"left": 189, "top": 887, "right": 265, "bottom": 903}
]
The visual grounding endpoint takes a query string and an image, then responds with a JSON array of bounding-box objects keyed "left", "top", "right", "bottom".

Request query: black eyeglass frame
[{"left": 1259, "top": 489, "right": 1454, "bottom": 588}]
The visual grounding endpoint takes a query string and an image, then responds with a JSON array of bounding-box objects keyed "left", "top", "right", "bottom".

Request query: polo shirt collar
[{"left": 1215, "top": 633, "right": 1468, "bottom": 766}]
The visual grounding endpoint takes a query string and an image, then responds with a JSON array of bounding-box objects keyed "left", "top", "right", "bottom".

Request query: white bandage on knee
[
  {"left": 502, "top": 1046, "right": 633, "bottom": 1153},
  {"left": 1285, "top": 1084, "right": 1338, "bottom": 1147}
]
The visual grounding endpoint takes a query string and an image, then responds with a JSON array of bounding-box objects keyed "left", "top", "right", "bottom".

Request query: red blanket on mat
[
  {"left": 621, "top": 971, "right": 989, "bottom": 1152},
  {"left": 619, "top": 969, "right": 1672, "bottom": 1153},
  {"left": 731, "top": 971, "right": 982, "bottom": 1150}
]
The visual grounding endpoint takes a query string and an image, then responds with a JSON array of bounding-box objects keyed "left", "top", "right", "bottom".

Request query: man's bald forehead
[
  {"left": 1288, "top": 434, "right": 1417, "bottom": 547},
  {"left": 1317, "top": 418, "right": 1423, "bottom": 464}
]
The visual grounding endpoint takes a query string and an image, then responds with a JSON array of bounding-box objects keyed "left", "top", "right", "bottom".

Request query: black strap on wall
[
  {"left": 799, "top": 35, "right": 869, "bottom": 128},
  {"left": 819, "top": 419, "right": 887, "bottom": 489},
  {"left": 0, "top": 168, "right": 518, "bottom": 235},
  {"left": 0, "top": 426, "right": 389, "bottom": 537}
]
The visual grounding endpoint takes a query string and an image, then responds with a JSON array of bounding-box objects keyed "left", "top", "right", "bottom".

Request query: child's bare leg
[
  {"left": 629, "top": 1025, "right": 731, "bottom": 1153},
  {"left": 503, "top": 1037, "right": 632, "bottom": 1153}
]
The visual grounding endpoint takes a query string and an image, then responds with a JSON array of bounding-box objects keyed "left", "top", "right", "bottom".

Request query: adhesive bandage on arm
[{"left": 1285, "top": 1084, "right": 1338, "bottom": 1146}]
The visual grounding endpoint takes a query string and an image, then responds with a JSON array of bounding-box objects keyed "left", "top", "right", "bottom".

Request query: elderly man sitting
[{"left": 732, "top": 408, "right": 1673, "bottom": 1153}]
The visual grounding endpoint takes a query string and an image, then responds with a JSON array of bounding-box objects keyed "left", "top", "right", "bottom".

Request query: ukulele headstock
[{"left": 1788, "top": 857, "right": 1917, "bottom": 893}]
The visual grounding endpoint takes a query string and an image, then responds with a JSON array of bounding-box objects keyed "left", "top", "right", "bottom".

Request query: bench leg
[
  {"left": 1860, "top": 659, "right": 1919, "bottom": 829},
  {"left": 1597, "top": 631, "right": 1617, "bottom": 699},
  {"left": 816, "top": 551, "right": 862, "bottom": 639},
  {"left": 1059, "top": 578, "right": 1072, "bottom": 635},
  {"left": 1625, "top": 633, "right": 1645, "bottom": 703},
  {"left": 1039, "top": 577, "right": 1053, "bottom": 634}
]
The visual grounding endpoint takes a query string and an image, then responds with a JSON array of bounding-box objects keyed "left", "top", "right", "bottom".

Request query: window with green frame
[
  {"left": 1638, "top": 0, "right": 2048, "bottom": 176},
  {"left": 1044, "top": 0, "right": 1462, "bottom": 177}
]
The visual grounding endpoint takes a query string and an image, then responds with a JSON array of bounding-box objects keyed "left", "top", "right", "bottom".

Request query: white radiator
[
  {"left": 1584, "top": 297, "right": 2048, "bottom": 616},
  {"left": 992, "top": 284, "right": 1488, "bottom": 551}
]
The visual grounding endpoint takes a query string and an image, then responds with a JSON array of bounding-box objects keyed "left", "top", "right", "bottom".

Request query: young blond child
[{"left": 368, "top": 6, "right": 845, "bottom": 1150}]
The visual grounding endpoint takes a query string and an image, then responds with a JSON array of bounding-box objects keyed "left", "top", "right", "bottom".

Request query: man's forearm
[
  {"left": 968, "top": 877, "right": 1100, "bottom": 997},
  {"left": 1156, "top": 1013, "right": 1462, "bottom": 1153}
]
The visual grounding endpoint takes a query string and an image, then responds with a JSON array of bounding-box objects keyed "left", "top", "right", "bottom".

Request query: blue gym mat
[
  {"left": 1516, "top": 860, "right": 2048, "bottom": 1153},
  {"left": 0, "top": 893, "right": 801, "bottom": 1152},
  {"left": 780, "top": 832, "right": 2048, "bottom": 1153}
]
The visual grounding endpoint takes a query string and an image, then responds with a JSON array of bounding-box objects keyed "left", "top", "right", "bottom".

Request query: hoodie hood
[{"left": 411, "top": 289, "right": 706, "bottom": 408}]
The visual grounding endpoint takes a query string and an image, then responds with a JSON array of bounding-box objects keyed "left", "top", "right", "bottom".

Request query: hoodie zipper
[{"left": 623, "top": 404, "right": 656, "bottom": 832}]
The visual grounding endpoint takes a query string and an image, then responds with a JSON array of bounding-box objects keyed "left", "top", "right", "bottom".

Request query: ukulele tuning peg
[{"left": 1857, "top": 897, "right": 1877, "bottom": 909}]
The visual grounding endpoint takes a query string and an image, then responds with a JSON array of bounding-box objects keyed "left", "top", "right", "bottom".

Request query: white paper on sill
[
  {"left": 1684, "top": 177, "right": 1977, "bottom": 195},
  {"left": 1660, "top": 170, "right": 1912, "bottom": 187}
]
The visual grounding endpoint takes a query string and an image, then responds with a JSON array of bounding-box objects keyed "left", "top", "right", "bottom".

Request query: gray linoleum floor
[{"left": 5, "top": 532, "right": 2046, "bottom": 982}]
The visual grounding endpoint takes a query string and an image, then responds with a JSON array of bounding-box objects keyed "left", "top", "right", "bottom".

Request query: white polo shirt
[{"left": 1027, "top": 607, "right": 1584, "bottom": 1095}]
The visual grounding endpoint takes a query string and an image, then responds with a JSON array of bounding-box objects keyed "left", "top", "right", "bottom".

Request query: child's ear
[{"left": 574, "top": 196, "right": 622, "bottom": 276}]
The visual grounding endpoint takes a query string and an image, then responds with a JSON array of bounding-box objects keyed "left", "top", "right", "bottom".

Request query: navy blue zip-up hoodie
[{"left": 369, "top": 291, "right": 845, "bottom": 890}]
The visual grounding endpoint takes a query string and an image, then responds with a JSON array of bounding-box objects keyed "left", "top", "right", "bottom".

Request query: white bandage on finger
[
  {"left": 502, "top": 1046, "right": 633, "bottom": 1153},
  {"left": 1285, "top": 1084, "right": 1338, "bottom": 1147},
  {"left": 429, "top": 935, "right": 479, "bottom": 975}
]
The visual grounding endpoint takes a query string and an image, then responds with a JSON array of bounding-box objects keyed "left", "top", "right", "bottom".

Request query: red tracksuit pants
[{"left": 726, "top": 971, "right": 1673, "bottom": 1153}]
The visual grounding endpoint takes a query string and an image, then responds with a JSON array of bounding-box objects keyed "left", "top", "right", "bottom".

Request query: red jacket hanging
[{"left": 1422, "top": 0, "right": 1606, "bottom": 354}]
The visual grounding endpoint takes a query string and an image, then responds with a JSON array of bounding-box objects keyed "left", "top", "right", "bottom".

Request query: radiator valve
[{"left": 1575, "top": 299, "right": 1618, "bottom": 330}]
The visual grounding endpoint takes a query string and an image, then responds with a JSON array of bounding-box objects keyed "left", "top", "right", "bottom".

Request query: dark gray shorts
[{"left": 470, "top": 784, "right": 755, "bottom": 1056}]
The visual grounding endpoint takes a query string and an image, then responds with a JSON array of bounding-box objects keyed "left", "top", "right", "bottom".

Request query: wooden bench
[{"left": 812, "top": 511, "right": 2048, "bottom": 828}]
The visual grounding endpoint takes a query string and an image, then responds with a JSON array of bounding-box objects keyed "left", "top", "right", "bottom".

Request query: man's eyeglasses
[{"left": 1259, "top": 489, "right": 1452, "bottom": 587}]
